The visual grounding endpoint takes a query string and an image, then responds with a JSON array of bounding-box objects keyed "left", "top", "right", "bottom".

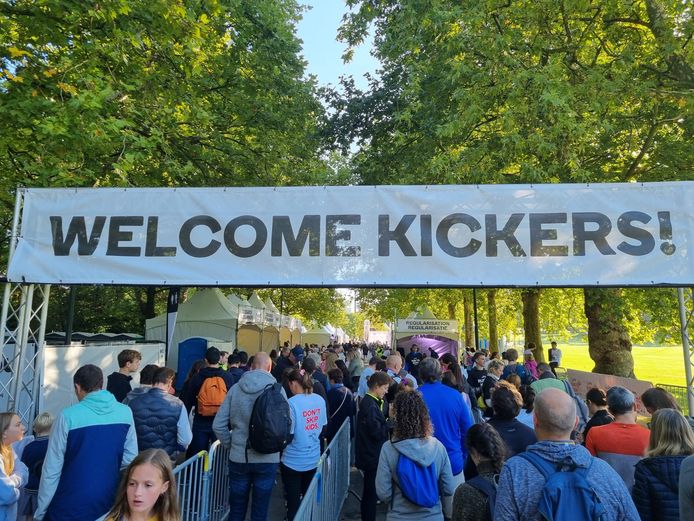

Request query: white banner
[
  {"left": 397, "top": 319, "right": 459, "bottom": 333},
  {"left": 8, "top": 183, "right": 694, "bottom": 286}
]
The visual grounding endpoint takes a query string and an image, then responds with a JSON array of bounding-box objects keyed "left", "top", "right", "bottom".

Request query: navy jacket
[
  {"left": 355, "top": 394, "right": 388, "bottom": 471},
  {"left": 326, "top": 385, "right": 355, "bottom": 443},
  {"left": 182, "top": 366, "right": 237, "bottom": 417},
  {"left": 129, "top": 388, "right": 184, "bottom": 458},
  {"left": 633, "top": 455, "right": 685, "bottom": 521}
]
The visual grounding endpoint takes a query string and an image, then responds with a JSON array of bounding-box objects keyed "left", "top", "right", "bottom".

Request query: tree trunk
[
  {"left": 584, "top": 288, "right": 635, "bottom": 377},
  {"left": 487, "top": 290, "right": 498, "bottom": 353},
  {"left": 463, "top": 293, "right": 474, "bottom": 350},
  {"left": 447, "top": 301, "right": 456, "bottom": 320},
  {"left": 136, "top": 286, "right": 159, "bottom": 319},
  {"left": 521, "top": 288, "right": 544, "bottom": 362}
]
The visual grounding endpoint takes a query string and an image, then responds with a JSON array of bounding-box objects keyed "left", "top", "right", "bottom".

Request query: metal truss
[
  {"left": 0, "top": 283, "right": 51, "bottom": 423},
  {"left": 678, "top": 288, "right": 694, "bottom": 417}
]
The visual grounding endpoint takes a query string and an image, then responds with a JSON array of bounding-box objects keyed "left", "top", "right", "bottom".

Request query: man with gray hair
[
  {"left": 418, "top": 357, "right": 474, "bottom": 518},
  {"left": 496, "top": 388, "right": 639, "bottom": 521},
  {"left": 585, "top": 386, "right": 650, "bottom": 491}
]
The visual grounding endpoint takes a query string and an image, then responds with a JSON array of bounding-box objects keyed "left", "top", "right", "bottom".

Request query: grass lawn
[{"left": 557, "top": 343, "right": 687, "bottom": 387}]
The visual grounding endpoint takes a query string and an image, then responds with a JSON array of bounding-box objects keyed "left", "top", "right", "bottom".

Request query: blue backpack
[
  {"left": 395, "top": 451, "right": 439, "bottom": 508},
  {"left": 519, "top": 452, "right": 606, "bottom": 521}
]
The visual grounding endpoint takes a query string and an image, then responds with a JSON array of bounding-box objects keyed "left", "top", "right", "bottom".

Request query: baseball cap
[{"left": 291, "top": 346, "right": 305, "bottom": 361}]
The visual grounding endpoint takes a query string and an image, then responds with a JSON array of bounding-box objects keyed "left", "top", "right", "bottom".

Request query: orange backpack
[{"left": 197, "top": 376, "right": 228, "bottom": 416}]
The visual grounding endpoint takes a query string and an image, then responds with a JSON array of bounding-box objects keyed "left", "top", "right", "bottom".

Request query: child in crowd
[
  {"left": 0, "top": 412, "right": 28, "bottom": 521},
  {"left": 523, "top": 350, "right": 538, "bottom": 380},
  {"left": 106, "top": 448, "right": 180, "bottom": 521},
  {"left": 281, "top": 369, "right": 327, "bottom": 521},
  {"left": 356, "top": 371, "right": 392, "bottom": 521},
  {"left": 21, "top": 412, "right": 53, "bottom": 520}
]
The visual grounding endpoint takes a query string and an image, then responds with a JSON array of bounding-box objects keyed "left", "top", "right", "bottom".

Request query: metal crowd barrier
[
  {"left": 656, "top": 383, "right": 689, "bottom": 412},
  {"left": 294, "top": 418, "right": 351, "bottom": 521},
  {"left": 208, "top": 441, "right": 231, "bottom": 521},
  {"left": 173, "top": 441, "right": 230, "bottom": 521}
]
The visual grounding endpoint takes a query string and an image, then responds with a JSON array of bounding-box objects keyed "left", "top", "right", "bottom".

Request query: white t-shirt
[
  {"left": 550, "top": 347, "right": 562, "bottom": 364},
  {"left": 282, "top": 393, "right": 327, "bottom": 472}
]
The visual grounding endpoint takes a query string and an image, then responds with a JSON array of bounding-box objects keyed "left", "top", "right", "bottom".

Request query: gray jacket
[
  {"left": 376, "top": 437, "right": 454, "bottom": 521},
  {"left": 212, "top": 369, "right": 287, "bottom": 464}
]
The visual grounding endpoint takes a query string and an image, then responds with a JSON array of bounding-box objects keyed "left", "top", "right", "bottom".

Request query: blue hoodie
[
  {"left": 496, "top": 440, "right": 639, "bottom": 521},
  {"left": 35, "top": 390, "right": 137, "bottom": 521},
  {"left": 419, "top": 382, "right": 474, "bottom": 475}
]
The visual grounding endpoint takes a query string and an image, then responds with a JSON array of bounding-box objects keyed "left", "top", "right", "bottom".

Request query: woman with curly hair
[
  {"left": 452, "top": 423, "right": 506, "bottom": 521},
  {"left": 376, "top": 390, "right": 454, "bottom": 520}
]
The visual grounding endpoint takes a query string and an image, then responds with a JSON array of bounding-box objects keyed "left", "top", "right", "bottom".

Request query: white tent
[
  {"left": 237, "top": 292, "right": 265, "bottom": 354},
  {"left": 145, "top": 288, "right": 239, "bottom": 368},
  {"left": 302, "top": 325, "right": 334, "bottom": 347}
]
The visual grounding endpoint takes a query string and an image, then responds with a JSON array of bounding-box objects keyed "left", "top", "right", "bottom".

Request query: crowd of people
[{"left": 1, "top": 340, "right": 693, "bottom": 521}]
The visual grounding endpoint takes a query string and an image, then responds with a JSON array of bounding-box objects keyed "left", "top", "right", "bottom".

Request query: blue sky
[{"left": 296, "top": 1, "right": 379, "bottom": 90}]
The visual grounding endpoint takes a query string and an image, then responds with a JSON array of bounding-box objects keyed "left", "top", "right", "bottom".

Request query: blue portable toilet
[{"left": 176, "top": 337, "right": 209, "bottom": 393}]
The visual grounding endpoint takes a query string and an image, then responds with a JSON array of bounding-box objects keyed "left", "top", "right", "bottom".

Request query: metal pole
[
  {"left": 677, "top": 288, "right": 694, "bottom": 417},
  {"left": 65, "top": 286, "right": 76, "bottom": 345},
  {"left": 8, "top": 188, "right": 23, "bottom": 262},
  {"left": 473, "top": 288, "right": 480, "bottom": 350},
  {"left": 32, "top": 284, "right": 51, "bottom": 419}
]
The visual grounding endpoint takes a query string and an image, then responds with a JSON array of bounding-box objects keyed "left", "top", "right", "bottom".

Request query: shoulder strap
[
  {"left": 518, "top": 451, "right": 556, "bottom": 480},
  {"left": 467, "top": 476, "right": 496, "bottom": 497},
  {"left": 330, "top": 390, "right": 349, "bottom": 420}
]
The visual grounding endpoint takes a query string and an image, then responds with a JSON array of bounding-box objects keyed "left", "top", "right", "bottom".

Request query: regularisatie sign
[{"left": 7, "top": 183, "right": 693, "bottom": 286}]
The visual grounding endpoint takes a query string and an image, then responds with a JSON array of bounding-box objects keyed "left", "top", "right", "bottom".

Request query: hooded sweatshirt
[
  {"left": 375, "top": 437, "right": 455, "bottom": 521},
  {"left": 495, "top": 441, "right": 639, "bottom": 521},
  {"left": 35, "top": 390, "right": 137, "bottom": 521},
  {"left": 633, "top": 455, "right": 685, "bottom": 521},
  {"left": 212, "top": 369, "right": 287, "bottom": 464}
]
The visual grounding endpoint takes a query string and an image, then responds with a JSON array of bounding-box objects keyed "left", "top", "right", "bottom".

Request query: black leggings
[{"left": 280, "top": 463, "right": 316, "bottom": 521}]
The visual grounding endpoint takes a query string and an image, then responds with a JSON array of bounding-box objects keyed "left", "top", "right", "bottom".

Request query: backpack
[
  {"left": 563, "top": 380, "right": 590, "bottom": 433},
  {"left": 395, "top": 450, "right": 439, "bottom": 508},
  {"left": 466, "top": 476, "right": 497, "bottom": 521},
  {"left": 247, "top": 383, "right": 292, "bottom": 457},
  {"left": 197, "top": 376, "right": 228, "bottom": 416},
  {"left": 519, "top": 452, "right": 606, "bottom": 521}
]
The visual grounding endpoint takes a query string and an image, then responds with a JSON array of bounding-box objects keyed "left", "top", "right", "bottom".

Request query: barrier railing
[
  {"left": 174, "top": 451, "right": 208, "bottom": 521},
  {"left": 656, "top": 383, "right": 689, "bottom": 412},
  {"left": 173, "top": 441, "right": 230, "bottom": 521},
  {"left": 208, "top": 441, "right": 231, "bottom": 521},
  {"left": 294, "top": 418, "right": 351, "bottom": 521}
]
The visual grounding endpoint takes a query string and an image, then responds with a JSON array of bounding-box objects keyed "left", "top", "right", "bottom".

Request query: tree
[
  {"left": 334, "top": 0, "right": 692, "bottom": 374},
  {"left": 0, "top": 0, "right": 328, "bottom": 332},
  {"left": 585, "top": 288, "right": 635, "bottom": 377}
]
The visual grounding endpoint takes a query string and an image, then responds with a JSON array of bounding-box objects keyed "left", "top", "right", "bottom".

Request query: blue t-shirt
[{"left": 282, "top": 392, "right": 327, "bottom": 471}]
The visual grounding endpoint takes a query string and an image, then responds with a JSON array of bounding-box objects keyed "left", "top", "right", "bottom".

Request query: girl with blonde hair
[
  {"left": 0, "top": 412, "right": 28, "bottom": 520},
  {"left": 632, "top": 409, "right": 694, "bottom": 521},
  {"left": 106, "top": 448, "right": 179, "bottom": 521}
]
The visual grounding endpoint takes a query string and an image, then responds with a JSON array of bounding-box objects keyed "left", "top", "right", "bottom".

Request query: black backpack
[{"left": 247, "top": 382, "right": 292, "bottom": 458}]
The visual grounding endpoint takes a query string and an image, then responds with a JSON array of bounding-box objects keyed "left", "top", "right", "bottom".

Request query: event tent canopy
[
  {"left": 145, "top": 288, "right": 239, "bottom": 368},
  {"left": 394, "top": 307, "right": 459, "bottom": 358}
]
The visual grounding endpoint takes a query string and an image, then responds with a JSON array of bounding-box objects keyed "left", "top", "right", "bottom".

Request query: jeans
[
  {"left": 228, "top": 461, "right": 278, "bottom": 521},
  {"left": 187, "top": 417, "right": 216, "bottom": 458},
  {"left": 280, "top": 463, "right": 316, "bottom": 521}
]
